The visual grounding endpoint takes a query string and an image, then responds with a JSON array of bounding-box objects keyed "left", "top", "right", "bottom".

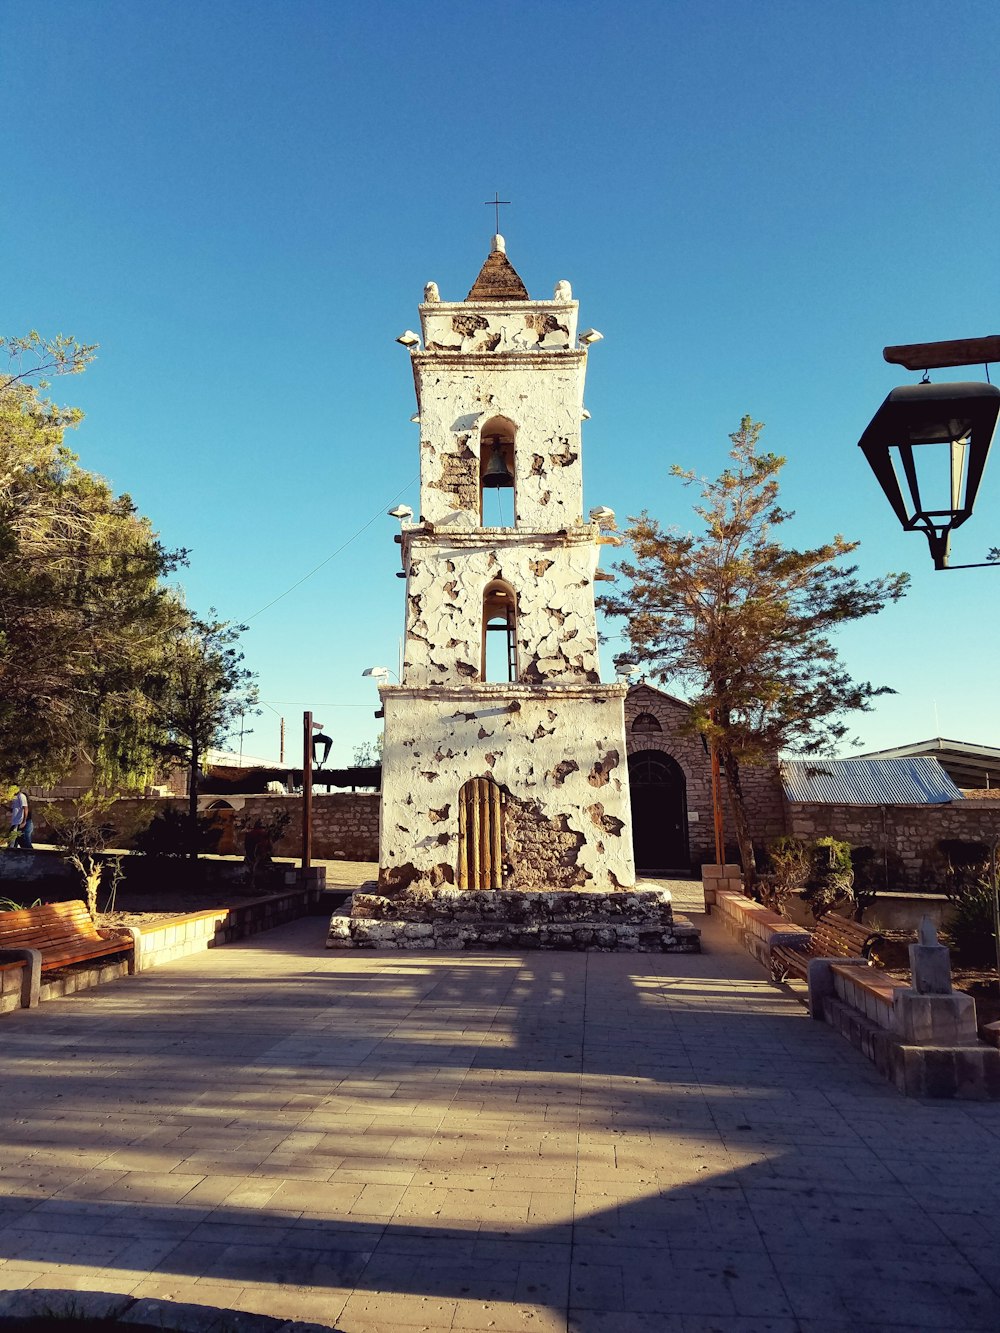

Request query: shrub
[
  {"left": 40, "top": 794, "right": 151, "bottom": 917},
  {"left": 943, "top": 878, "right": 999, "bottom": 969},
  {"left": 133, "top": 807, "right": 221, "bottom": 859},
  {"left": 802, "top": 836, "right": 854, "bottom": 920},
  {"left": 937, "top": 839, "right": 992, "bottom": 895},
  {"left": 236, "top": 809, "right": 292, "bottom": 890},
  {"left": 847, "top": 844, "right": 904, "bottom": 919},
  {"left": 759, "top": 836, "right": 811, "bottom": 914}
]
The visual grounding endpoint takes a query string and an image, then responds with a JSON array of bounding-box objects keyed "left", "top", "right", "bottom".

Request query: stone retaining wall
[
  {"left": 812, "top": 960, "right": 1000, "bottom": 1100},
  {"left": 2, "top": 886, "right": 321, "bottom": 1013},
  {"left": 134, "top": 885, "right": 322, "bottom": 970},
  {"left": 329, "top": 886, "right": 701, "bottom": 952},
  {"left": 31, "top": 793, "right": 380, "bottom": 862},
  {"left": 0, "top": 960, "right": 27, "bottom": 1015},
  {"left": 712, "top": 888, "right": 811, "bottom": 971},
  {"left": 786, "top": 799, "right": 1000, "bottom": 888}
]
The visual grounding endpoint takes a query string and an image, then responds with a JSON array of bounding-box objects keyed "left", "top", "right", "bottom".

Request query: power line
[{"left": 243, "top": 477, "right": 418, "bottom": 622}]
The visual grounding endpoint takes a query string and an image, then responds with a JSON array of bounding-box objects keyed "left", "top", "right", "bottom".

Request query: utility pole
[{"left": 301, "top": 711, "right": 313, "bottom": 873}]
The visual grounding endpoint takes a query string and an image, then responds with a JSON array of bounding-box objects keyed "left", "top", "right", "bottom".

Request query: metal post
[
  {"left": 991, "top": 839, "right": 1000, "bottom": 997},
  {"left": 302, "top": 711, "right": 313, "bottom": 872},
  {"left": 279, "top": 716, "right": 285, "bottom": 764}
]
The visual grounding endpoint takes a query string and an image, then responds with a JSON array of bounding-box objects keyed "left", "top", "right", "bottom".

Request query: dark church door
[{"left": 628, "top": 750, "right": 689, "bottom": 873}]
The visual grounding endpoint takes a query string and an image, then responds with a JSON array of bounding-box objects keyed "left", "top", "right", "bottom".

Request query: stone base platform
[{"left": 326, "top": 886, "right": 701, "bottom": 952}]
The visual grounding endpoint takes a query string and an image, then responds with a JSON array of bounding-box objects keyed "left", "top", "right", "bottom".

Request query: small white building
[{"left": 378, "top": 237, "right": 636, "bottom": 893}]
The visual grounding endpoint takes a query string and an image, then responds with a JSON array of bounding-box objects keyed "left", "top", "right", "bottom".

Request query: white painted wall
[{"left": 379, "top": 684, "right": 635, "bottom": 891}]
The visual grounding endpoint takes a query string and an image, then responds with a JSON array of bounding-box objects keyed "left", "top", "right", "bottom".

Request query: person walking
[{"left": 8, "top": 788, "right": 33, "bottom": 850}]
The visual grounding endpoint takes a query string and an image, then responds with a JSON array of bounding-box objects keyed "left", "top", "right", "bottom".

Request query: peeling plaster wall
[
  {"left": 419, "top": 300, "right": 578, "bottom": 356},
  {"left": 401, "top": 530, "right": 601, "bottom": 687},
  {"left": 379, "top": 684, "right": 635, "bottom": 892},
  {"left": 411, "top": 352, "right": 587, "bottom": 529}
]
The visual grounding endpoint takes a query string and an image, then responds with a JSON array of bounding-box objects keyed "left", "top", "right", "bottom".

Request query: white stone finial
[
  {"left": 554, "top": 280, "right": 572, "bottom": 301},
  {"left": 423, "top": 281, "right": 440, "bottom": 303},
  {"left": 492, "top": 233, "right": 506, "bottom": 254},
  {"left": 918, "top": 915, "right": 938, "bottom": 947}
]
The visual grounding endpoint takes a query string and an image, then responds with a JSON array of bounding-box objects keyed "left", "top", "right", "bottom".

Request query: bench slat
[{"left": 0, "top": 900, "right": 132, "bottom": 972}]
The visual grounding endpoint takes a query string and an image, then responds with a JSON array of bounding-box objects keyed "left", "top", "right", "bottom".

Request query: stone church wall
[{"left": 624, "top": 683, "right": 787, "bottom": 869}]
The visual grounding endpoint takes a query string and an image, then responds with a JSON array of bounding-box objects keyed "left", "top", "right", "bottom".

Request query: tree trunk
[
  {"left": 188, "top": 744, "right": 199, "bottom": 861},
  {"left": 722, "top": 749, "right": 758, "bottom": 893}
]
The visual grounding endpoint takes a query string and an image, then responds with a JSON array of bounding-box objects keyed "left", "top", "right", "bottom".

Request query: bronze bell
[{"left": 481, "top": 437, "right": 514, "bottom": 489}]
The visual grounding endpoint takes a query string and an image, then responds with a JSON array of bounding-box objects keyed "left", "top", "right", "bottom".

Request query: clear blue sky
[{"left": 4, "top": 1, "right": 999, "bottom": 767}]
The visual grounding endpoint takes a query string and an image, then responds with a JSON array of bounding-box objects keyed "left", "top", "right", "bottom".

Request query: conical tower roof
[{"left": 466, "top": 235, "right": 529, "bottom": 301}]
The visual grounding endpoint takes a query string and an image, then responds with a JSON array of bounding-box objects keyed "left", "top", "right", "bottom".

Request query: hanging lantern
[{"left": 857, "top": 381, "right": 1000, "bottom": 569}]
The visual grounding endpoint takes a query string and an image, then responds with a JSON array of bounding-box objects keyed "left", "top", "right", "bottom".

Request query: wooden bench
[
  {"left": 770, "top": 914, "right": 883, "bottom": 983},
  {"left": 0, "top": 900, "right": 137, "bottom": 1008}
]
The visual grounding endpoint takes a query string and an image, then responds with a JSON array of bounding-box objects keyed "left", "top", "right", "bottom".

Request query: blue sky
[{"left": 3, "top": 1, "right": 999, "bottom": 767}]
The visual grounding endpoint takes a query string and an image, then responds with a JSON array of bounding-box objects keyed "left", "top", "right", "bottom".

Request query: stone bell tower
[{"left": 377, "top": 235, "right": 636, "bottom": 894}]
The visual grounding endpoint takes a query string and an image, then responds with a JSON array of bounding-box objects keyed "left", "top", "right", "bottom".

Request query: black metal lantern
[{"left": 857, "top": 381, "right": 1000, "bottom": 569}]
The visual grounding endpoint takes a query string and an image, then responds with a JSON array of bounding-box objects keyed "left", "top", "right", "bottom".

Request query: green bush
[
  {"left": 133, "top": 807, "right": 220, "bottom": 859},
  {"left": 943, "top": 879, "right": 999, "bottom": 969},
  {"left": 937, "top": 839, "right": 992, "bottom": 896},
  {"left": 802, "top": 836, "right": 854, "bottom": 920},
  {"left": 759, "top": 836, "right": 811, "bottom": 914}
]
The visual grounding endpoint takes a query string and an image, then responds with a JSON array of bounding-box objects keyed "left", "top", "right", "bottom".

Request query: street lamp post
[{"left": 858, "top": 336, "right": 1000, "bottom": 569}]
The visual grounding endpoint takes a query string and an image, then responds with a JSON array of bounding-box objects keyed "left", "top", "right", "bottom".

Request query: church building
[{"left": 377, "top": 236, "right": 636, "bottom": 893}]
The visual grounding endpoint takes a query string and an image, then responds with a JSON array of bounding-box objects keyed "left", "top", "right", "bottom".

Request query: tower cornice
[
  {"left": 378, "top": 681, "right": 628, "bottom": 703},
  {"left": 402, "top": 526, "right": 601, "bottom": 551},
  {"left": 412, "top": 349, "right": 587, "bottom": 370}
]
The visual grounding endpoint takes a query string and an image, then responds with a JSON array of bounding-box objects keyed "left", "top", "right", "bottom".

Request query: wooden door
[{"left": 457, "top": 777, "right": 504, "bottom": 889}]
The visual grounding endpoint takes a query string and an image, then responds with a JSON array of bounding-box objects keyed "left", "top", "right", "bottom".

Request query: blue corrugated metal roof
[{"left": 781, "top": 757, "right": 964, "bottom": 805}]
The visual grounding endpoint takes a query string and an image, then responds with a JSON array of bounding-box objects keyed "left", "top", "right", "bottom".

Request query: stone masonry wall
[
  {"left": 786, "top": 799, "right": 1000, "bottom": 889},
  {"left": 32, "top": 793, "right": 379, "bottom": 862},
  {"left": 625, "top": 683, "right": 787, "bottom": 868}
]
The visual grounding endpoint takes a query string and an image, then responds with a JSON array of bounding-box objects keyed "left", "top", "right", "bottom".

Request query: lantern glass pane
[
  {"left": 892, "top": 438, "right": 968, "bottom": 523},
  {"left": 906, "top": 415, "right": 973, "bottom": 445}
]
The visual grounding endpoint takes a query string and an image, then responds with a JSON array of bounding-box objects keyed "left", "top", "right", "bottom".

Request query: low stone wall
[
  {"left": 701, "top": 863, "right": 742, "bottom": 911},
  {"left": 785, "top": 799, "right": 1000, "bottom": 889},
  {"left": 0, "top": 960, "right": 27, "bottom": 1015},
  {"left": 329, "top": 886, "right": 701, "bottom": 952},
  {"left": 862, "top": 894, "right": 950, "bottom": 932},
  {"left": 134, "top": 885, "right": 322, "bottom": 970},
  {"left": 30, "top": 792, "right": 380, "bottom": 862},
  {"left": 811, "top": 959, "right": 1000, "bottom": 1100},
  {"left": 713, "top": 889, "right": 811, "bottom": 971},
  {"left": 38, "top": 955, "right": 132, "bottom": 1005},
  {"left": 2, "top": 887, "right": 321, "bottom": 1012}
]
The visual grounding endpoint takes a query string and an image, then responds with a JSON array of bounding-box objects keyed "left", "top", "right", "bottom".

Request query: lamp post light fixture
[{"left": 858, "top": 336, "right": 1000, "bottom": 570}]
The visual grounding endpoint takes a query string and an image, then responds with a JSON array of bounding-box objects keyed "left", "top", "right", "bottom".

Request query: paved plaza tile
[{"left": 2, "top": 896, "right": 1000, "bottom": 1331}]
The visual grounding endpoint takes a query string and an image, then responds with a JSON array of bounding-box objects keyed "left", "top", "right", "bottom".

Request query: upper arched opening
[{"left": 479, "top": 416, "right": 516, "bottom": 527}]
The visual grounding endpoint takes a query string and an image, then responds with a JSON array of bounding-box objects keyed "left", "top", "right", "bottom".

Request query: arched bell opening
[
  {"left": 479, "top": 415, "right": 516, "bottom": 528},
  {"left": 628, "top": 749, "right": 690, "bottom": 874},
  {"left": 482, "top": 579, "right": 518, "bottom": 682}
]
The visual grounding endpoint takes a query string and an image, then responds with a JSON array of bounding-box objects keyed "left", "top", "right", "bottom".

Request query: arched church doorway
[
  {"left": 457, "top": 776, "right": 505, "bottom": 889},
  {"left": 628, "top": 750, "right": 689, "bottom": 873}
]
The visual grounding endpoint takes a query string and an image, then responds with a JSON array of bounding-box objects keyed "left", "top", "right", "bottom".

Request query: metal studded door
[
  {"left": 628, "top": 750, "right": 689, "bottom": 873},
  {"left": 457, "top": 777, "right": 505, "bottom": 889}
]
